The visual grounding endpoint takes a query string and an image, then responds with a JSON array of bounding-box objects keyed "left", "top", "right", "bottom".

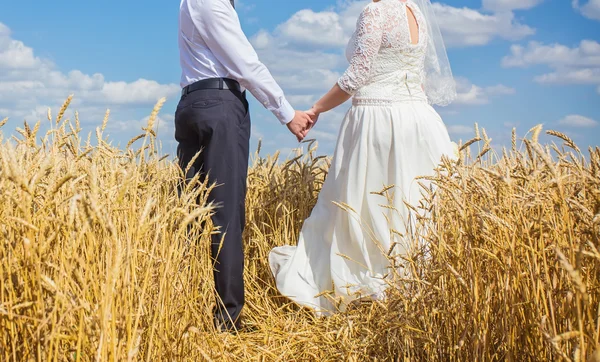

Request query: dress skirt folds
[{"left": 269, "top": 99, "right": 455, "bottom": 315}]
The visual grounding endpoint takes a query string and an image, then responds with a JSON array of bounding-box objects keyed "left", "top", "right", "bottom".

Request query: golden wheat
[{"left": 0, "top": 97, "right": 599, "bottom": 361}]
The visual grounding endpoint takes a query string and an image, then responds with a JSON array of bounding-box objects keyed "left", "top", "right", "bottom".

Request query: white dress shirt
[{"left": 179, "top": 0, "right": 295, "bottom": 125}]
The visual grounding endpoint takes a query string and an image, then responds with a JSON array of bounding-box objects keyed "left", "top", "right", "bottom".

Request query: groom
[{"left": 175, "top": 0, "right": 313, "bottom": 332}]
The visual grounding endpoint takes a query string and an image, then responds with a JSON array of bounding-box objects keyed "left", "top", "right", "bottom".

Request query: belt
[{"left": 182, "top": 78, "right": 241, "bottom": 96}]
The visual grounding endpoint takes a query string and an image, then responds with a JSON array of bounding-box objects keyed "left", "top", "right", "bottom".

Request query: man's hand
[{"left": 287, "top": 111, "right": 313, "bottom": 142}]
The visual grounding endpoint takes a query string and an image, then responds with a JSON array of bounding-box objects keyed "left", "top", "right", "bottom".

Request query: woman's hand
[
  {"left": 306, "top": 107, "right": 320, "bottom": 124},
  {"left": 301, "top": 107, "right": 320, "bottom": 137}
]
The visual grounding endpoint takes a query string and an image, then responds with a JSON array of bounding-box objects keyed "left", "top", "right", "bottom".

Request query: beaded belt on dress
[
  {"left": 351, "top": 71, "right": 428, "bottom": 106},
  {"left": 352, "top": 96, "right": 428, "bottom": 106}
]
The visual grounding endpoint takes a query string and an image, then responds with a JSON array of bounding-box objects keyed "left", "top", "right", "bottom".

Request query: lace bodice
[{"left": 338, "top": 0, "right": 429, "bottom": 105}]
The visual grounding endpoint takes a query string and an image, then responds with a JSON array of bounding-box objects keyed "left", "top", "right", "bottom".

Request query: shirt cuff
[{"left": 273, "top": 98, "right": 295, "bottom": 125}]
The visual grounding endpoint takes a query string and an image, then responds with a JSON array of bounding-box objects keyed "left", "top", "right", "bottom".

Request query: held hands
[
  {"left": 286, "top": 108, "right": 321, "bottom": 142},
  {"left": 286, "top": 110, "right": 314, "bottom": 142},
  {"left": 286, "top": 107, "right": 321, "bottom": 142},
  {"left": 300, "top": 107, "right": 320, "bottom": 137},
  {"left": 286, "top": 83, "right": 346, "bottom": 141}
]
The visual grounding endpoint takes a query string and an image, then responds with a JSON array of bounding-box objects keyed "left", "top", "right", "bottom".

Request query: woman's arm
[
  {"left": 303, "top": 85, "right": 350, "bottom": 133},
  {"left": 312, "top": 84, "right": 352, "bottom": 115},
  {"left": 304, "top": 4, "right": 383, "bottom": 132}
]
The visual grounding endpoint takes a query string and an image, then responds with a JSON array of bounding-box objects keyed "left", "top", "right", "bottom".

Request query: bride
[{"left": 269, "top": 0, "right": 457, "bottom": 315}]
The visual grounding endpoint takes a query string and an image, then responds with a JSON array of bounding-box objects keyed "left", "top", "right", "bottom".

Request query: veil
[{"left": 412, "top": 0, "right": 456, "bottom": 106}]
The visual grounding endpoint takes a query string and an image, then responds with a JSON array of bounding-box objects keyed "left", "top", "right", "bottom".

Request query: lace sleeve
[{"left": 337, "top": 4, "right": 383, "bottom": 95}]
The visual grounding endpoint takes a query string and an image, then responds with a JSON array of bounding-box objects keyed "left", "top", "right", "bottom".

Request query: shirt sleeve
[
  {"left": 194, "top": 0, "right": 295, "bottom": 125},
  {"left": 337, "top": 4, "right": 384, "bottom": 95}
]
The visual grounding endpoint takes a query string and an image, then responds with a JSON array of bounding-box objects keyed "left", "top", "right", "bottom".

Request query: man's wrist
[{"left": 275, "top": 99, "right": 295, "bottom": 125}]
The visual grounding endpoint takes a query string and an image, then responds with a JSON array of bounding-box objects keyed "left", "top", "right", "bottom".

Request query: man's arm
[{"left": 193, "top": 0, "right": 295, "bottom": 125}]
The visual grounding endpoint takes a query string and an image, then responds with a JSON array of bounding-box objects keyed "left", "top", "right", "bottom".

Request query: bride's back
[{"left": 345, "top": 0, "right": 430, "bottom": 105}]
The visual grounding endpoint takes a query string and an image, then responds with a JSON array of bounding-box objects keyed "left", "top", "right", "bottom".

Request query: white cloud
[
  {"left": 534, "top": 68, "right": 600, "bottom": 84},
  {"left": 558, "top": 114, "right": 598, "bottom": 127},
  {"left": 247, "top": 1, "right": 360, "bottom": 93},
  {"left": 433, "top": 3, "right": 535, "bottom": 47},
  {"left": 0, "top": 22, "right": 179, "bottom": 126},
  {"left": 101, "top": 80, "right": 179, "bottom": 105},
  {"left": 234, "top": 0, "right": 255, "bottom": 13},
  {"left": 250, "top": 1, "right": 361, "bottom": 53},
  {"left": 502, "top": 40, "right": 600, "bottom": 91},
  {"left": 502, "top": 40, "right": 600, "bottom": 68},
  {"left": 278, "top": 69, "right": 341, "bottom": 92},
  {"left": 0, "top": 41, "right": 42, "bottom": 70},
  {"left": 0, "top": 23, "right": 9, "bottom": 35},
  {"left": 248, "top": 6, "right": 349, "bottom": 113},
  {"left": 109, "top": 113, "right": 175, "bottom": 134},
  {"left": 276, "top": 10, "right": 348, "bottom": 48},
  {"left": 485, "top": 84, "right": 517, "bottom": 95},
  {"left": 252, "top": 30, "right": 273, "bottom": 49},
  {"left": 448, "top": 125, "right": 474, "bottom": 135},
  {"left": 105, "top": 113, "right": 176, "bottom": 154},
  {"left": 309, "top": 129, "right": 338, "bottom": 142},
  {"left": 573, "top": 0, "right": 600, "bottom": 20},
  {"left": 454, "top": 77, "right": 515, "bottom": 105},
  {"left": 483, "top": 0, "right": 545, "bottom": 12},
  {"left": 455, "top": 83, "right": 489, "bottom": 105},
  {"left": 287, "top": 94, "right": 318, "bottom": 107}
]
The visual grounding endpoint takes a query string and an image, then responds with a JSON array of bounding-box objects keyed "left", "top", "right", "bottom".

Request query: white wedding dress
[{"left": 269, "top": 0, "right": 456, "bottom": 315}]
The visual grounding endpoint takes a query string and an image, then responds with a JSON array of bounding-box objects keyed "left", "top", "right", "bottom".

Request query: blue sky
[{"left": 0, "top": 0, "right": 599, "bottom": 158}]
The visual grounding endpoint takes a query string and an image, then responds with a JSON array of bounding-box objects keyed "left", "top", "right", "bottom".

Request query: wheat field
[{"left": 0, "top": 97, "right": 599, "bottom": 361}]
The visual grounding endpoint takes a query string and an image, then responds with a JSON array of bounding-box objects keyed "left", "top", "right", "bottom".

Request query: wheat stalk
[{"left": 56, "top": 94, "right": 73, "bottom": 124}]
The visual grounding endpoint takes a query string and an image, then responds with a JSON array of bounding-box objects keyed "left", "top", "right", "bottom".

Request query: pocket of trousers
[
  {"left": 225, "top": 97, "right": 249, "bottom": 130},
  {"left": 191, "top": 99, "right": 223, "bottom": 109}
]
